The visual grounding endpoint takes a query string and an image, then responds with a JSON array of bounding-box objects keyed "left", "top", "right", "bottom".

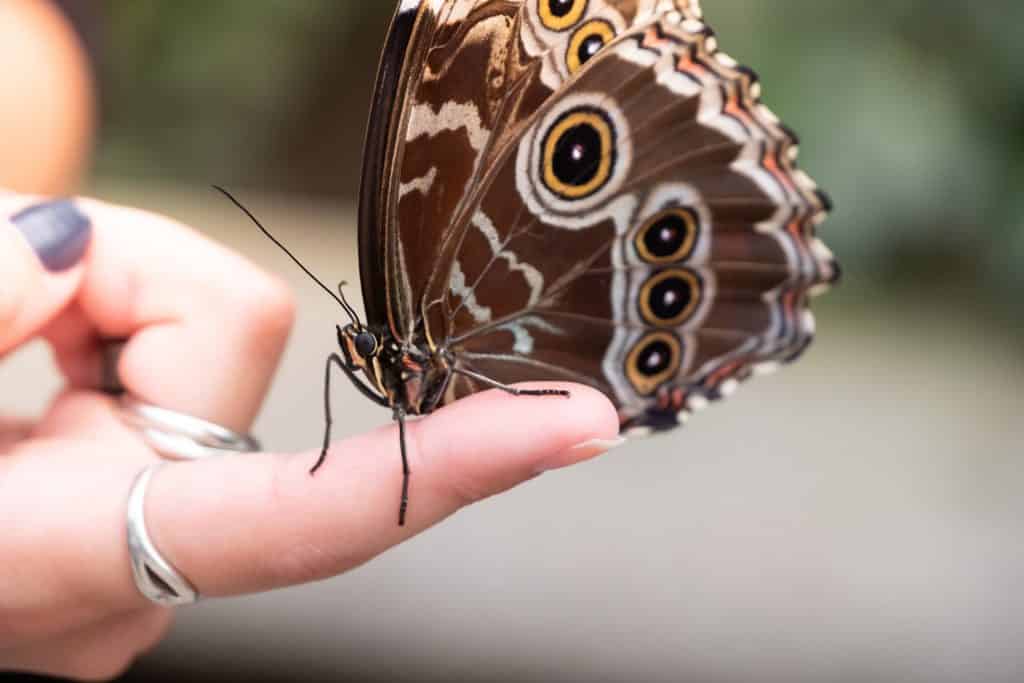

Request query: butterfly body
[
  {"left": 315, "top": 0, "right": 838, "bottom": 523},
  {"left": 336, "top": 323, "right": 445, "bottom": 416}
]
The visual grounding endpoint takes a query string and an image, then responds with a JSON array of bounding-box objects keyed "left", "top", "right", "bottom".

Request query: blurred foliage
[
  {"left": 94, "top": 1, "right": 1024, "bottom": 335},
  {"left": 97, "top": 2, "right": 390, "bottom": 193}
]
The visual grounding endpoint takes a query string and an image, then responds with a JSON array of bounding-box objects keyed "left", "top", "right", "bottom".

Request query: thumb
[{"left": 0, "top": 197, "right": 91, "bottom": 353}]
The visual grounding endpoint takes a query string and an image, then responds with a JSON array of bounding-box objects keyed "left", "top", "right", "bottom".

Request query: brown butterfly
[{"left": 234, "top": 0, "right": 838, "bottom": 526}]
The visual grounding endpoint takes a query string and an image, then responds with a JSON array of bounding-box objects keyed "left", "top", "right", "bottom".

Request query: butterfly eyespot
[
  {"left": 626, "top": 332, "right": 682, "bottom": 396},
  {"left": 539, "top": 0, "right": 588, "bottom": 31},
  {"left": 541, "top": 107, "right": 615, "bottom": 200},
  {"left": 635, "top": 208, "right": 700, "bottom": 264},
  {"left": 567, "top": 20, "right": 615, "bottom": 73},
  {"left": 639, "top": 269, "right": 702, "bottom": 326}
]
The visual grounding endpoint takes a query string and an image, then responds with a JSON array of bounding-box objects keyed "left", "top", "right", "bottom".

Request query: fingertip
[
  {"left": 0, "top": 224, "right": 39, "bottom": 331},
  {"left": 516, "top": 382, "right": 622, "bottom": 454},
  {"left": 11, "top": 199, "right": 93, "bottom": 272},
  {"left": 560, "top": 382, "right": 623, "bottom": 442},
  {"left": 522, "top": 383, "right": 624, "bottom": 471},
  {"left": 0, "top": 212, "right": 86, "bottom": 352}
]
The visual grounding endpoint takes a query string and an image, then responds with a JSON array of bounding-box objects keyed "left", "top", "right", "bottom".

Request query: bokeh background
[{"left": 3, "top": 1, "right": 1023, "bottom": 682}]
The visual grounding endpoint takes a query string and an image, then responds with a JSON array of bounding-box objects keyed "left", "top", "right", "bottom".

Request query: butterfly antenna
[
  {"left": 212, "top": 186, "right": 357, "bottom": 322},
  {"left": 336, "top": 281, "right": 364, "bottom": 329}
]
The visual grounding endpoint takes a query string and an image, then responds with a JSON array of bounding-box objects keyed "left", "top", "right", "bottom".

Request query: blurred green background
[{"left": 7, "top": 2, "right": 1022, "bottom": 682}]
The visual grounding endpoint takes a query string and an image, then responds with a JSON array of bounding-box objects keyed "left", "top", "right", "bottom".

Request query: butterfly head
[{"left": 337, "top": 324, "right": 380, "bottom": 370}]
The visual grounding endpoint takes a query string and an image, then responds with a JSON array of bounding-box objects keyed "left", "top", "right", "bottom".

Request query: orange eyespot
[
  {"left": 626, "top": 332, "right": 682, "bottom": 396},
  {"left": 539, "top": 0, "right": 588, "bottom": 31},
  {"left": 541, "top": 107, "right": 615, "bottom": 200},
  {"left": 567, "top": 20, "right": 615, "bottom": 73},
  {"left": 638, "top": 269, "right": 702, "bottom": 327},
  {"left": 635, "top": 208, "right": 700, "bottom": 265}
]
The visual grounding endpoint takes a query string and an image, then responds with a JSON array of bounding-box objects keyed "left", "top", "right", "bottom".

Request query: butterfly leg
[
  {"left": 394, "top": 406, "right": 411, "bottom": 526},
  {"left": 311, "top": 353, "right": 388, "bottom": 475},
  {"left": 452, "top": 367, "right": 571, "bottom": 399}
]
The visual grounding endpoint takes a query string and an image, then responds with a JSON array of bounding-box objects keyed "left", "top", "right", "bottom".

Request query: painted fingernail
[
  {"left": 11, "top": 199, "right": 92, "bottom": 272},
  {"left": 537, "top": 436, "right": 626, "bottom": 473}
]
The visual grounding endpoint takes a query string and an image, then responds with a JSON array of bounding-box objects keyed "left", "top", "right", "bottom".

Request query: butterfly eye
[
  {"left": 541, "top": 106, "right": 615, "bottom": 200},
  {"left": 626, "top": 332, "right": 682, "bottom": 396},
  {"left": 538, "top": 0, "right": 588, "bottom": 31},
  {"left": 639, "top": 269, "right": 702, "bottom": 326},
  {"left": 635, "top": 208, "right": 700, "bottom": 264},
  {"left": 354, "top": 331, "right": 379, "bottom": 358},
  {"left": 567, "top": 20, "right": 615, "bottom": 73}
]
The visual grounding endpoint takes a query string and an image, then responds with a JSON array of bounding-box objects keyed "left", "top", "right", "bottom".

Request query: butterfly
[{"left": 227, "top": 0, "right": 838, "bottom": 526}]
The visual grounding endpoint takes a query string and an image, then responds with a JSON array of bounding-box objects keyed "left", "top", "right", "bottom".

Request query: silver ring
[
  {"left": 127, "top": 464, "right": 199, "bottom": 606},
  {"left": 119, "top": 395, "right": 261, "bottom": 460}
]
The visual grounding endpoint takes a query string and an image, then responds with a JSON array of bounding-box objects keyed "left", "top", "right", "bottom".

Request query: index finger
[
  {"left": 153, "top": 384, "right": 620, "bottom": 597},
  {"left": 19, "top": 384, "right": 620, "bottom": 608}
]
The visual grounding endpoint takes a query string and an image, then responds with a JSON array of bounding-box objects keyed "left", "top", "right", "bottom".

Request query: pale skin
[{"left": 0, "top": 3, "right": 621, "bottom": 680}]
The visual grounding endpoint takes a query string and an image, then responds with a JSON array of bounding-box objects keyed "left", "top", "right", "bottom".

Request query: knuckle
[
  {"left": 443, "top": 467, "right": 493, "bottom": 508},
  {"left": 266, "top": 536, "right": 339, "bottom": 587}
]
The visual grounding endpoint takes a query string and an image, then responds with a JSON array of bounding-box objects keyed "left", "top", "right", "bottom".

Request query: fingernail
[
  {"left": 572, "top": 437, "right": 626, "bottom": 456},
  {"left": 537, "top": 436, "right": 626, "bottom": 473},
  {"left": 11, "top": 199, "right": 92, "bottom": 272}
]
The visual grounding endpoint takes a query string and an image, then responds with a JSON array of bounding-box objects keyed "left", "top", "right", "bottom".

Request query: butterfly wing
[
  {"left": 361, "top": 0, "right": 702, "bottom": 337},
  {"left": 368, "top": 1, "right": 837, "bottom": 432}
]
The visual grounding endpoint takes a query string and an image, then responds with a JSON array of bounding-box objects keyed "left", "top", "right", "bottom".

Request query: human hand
[{"left": 0, "top": 194, "right": 620, "bottom": 680}]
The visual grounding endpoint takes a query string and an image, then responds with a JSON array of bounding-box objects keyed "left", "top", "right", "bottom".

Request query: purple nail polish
[{"left": 11, "top": 199, "right": 92, "bottom": 272}]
